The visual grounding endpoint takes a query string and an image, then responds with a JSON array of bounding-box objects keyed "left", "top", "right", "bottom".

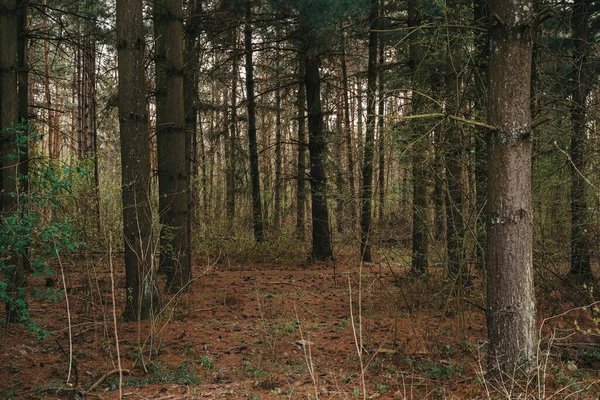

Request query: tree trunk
[
  {"left": 377, "top": 10, "right": 385, "bottom": 225},
  {"left": 17, "top": 0, "right": 30, "bottom": 274},
  {"left": 360, "top": 0, "right": 378, "bottom": 262},
  {"left": 444, "top": 0, "right": 465, "bottom": 283},
  {"left": 157, "top": 0, "right": 191, "bottom": 292},
  {"left": 245, "top": 1, "right": 264, "bottom": 243},
  {"left": 340, "top": 36, "right": 356, "bottom": 231},
  {"left": 226, "top": 30, "right": 238, "bottom": 227},
  {"left": 274, "top": 40, "right": 282, "bottom": 230},
  {"left": 42, "top": 0, "right": 55, "bottom": 159},
  {"left": 184, "top": 0, "right": 202, "bottom": 232},
  {"left": 305, "top": 49, "right": 333, "bottom": 261},
  {"left": 568, "top": 0, "right": 592, "bottom": 280},
  {"left": 335, "top": 104, "right": 345, "bottom": 234},
  {"left": 409, "top": 0, "right": 428, "bottom": 275},
  {"left": 116, "top": 0, "right": 160, "bottom": 321},
  {"left": 474, "top": 0, "right": 489, "bottom": 271},
  {"left": 78, "top": 4, "right": 101, "bottom": 235},
  {"left": 1, "top": 0, "right": 27, "bottom": 323},
  {"left": 296, "top": 53, "right": 307, "bottom": 241},
  {"left": 486, "top": 0, "right": 536, "bottom": 376}
]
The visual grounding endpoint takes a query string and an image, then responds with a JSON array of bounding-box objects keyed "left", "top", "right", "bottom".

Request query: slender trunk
[
  {"left": 199, "top": 112, "right": 208, "bottom": 219},
  {"left": 377, "top": 11, "right": 385, "bottom": 225},
  {"left": 226, "top": 30, "right": 238, "bottom": 226},
  {"left": 356, "top": 78, "right": 364, "bottom": 175},
  {"left": 296, "top": 53, "right": 307, "bottom": 241},
  {"left": 486, "top": 0, "right": 536, "bottom": 376},
  {"left": 116, "top": 0, "right": 160, "bottom": 321},
  {"left": 274, "top": 40, "right": 282, "bottom": 230},
  {"left": 474, "top": 0, "right": 489, "bottom": 271},
  {"left": 409, "top": 0, "right": 428, "bottom": 275},
  {"left": 42, "top": 0, "right": 54, "bottom": 159},
  {"left": 305, "top": 49, "right": 333, "bottom": 261},
  {"left": 245, "top": 1, "right": 264, "bottom": 242},
  {"left": 184, "top": 0, "right": 202, "bottom": 242},
  {"left": 341, "top": 37, "right": 356, "bottom": 230},
  {"left": 444, "top": 0, "right": 465, "bottom": 282},
  {"left": 360, "top": 0, "right": 378, "bottom": 262},
  {"left": 335, "top": 104, "right": 345, "bottom": 234},
  {"left": 568, "top": 0, "right": 591, "bottom": 279},
  {"left": 17, "top": 0, "right": 30, "bottom": 273}
]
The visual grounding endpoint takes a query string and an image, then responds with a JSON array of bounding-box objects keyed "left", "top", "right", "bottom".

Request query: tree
[
  {"left": 1, "top": 0, "right": 27, "bottom": 322},
  {"left": 444, "top": 0, "right": 466, "bottom": 283},
  {"left": 116, "top": 0, "right": 160, "bottom": 321},
  {"left": 157, "top": 0, "right": 192, "bottom": 292},
  {"left": 568, "top": 0, "right": 592, "bottom": 281},
  {"left": 296, "top": 52, "right": 307, "bottom": 241},
  {"left": 183, "top": 0, "right": 202, "bottom": 231},
  {"left": 377, "top": 5, "right": 386, "bottom": 225},
  {"left": 304, "top": 45, "right": 334, "bottom": 260},
  {"left": 486, "top": 0, "right": 536, "bottom": 376},
  {"left": 245, "top": 0, "right": 265, "bottom": 243},
  {"left": 408, "top": 0, "right": 428, "bottom": 275},
  {"left": 340, "top": 34, "right": 357, "bottom": 231},
  {"left": 360, "top": 0, "right": 379, "bottom": 262}
]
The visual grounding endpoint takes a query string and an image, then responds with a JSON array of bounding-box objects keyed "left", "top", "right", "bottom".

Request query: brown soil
[{"left": 1, "top": 252, "right": 599, "bottom": 399}]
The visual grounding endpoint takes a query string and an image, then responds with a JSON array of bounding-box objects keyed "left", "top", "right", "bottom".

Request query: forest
[{"left": 1, "top": 0, "right": 600, "bottom": 398}]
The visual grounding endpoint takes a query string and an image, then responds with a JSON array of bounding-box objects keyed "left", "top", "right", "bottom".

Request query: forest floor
[{"left": 2, "top": 246, "right": 600, "bottom": 399}]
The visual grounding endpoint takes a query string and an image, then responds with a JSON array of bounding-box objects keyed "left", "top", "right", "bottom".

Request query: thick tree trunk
[
  {"left": 116, "top": 0, "right": 160, "bottom": 321},
  {"left": 157, "top": 0, "right": 191, "bottom": 292},
  {"left": 296, "top": 53, "right": 307, "bottom": 241},
  {"left": 305, "top": 50, "right": 333, "bottom": 261},
  {"left": 360, "top": 0, "right": 378, "bottom": 262},
  {"left": 409, "top": 0, "right": 428, "bottom": 275},
  {"left": 486, "top": 0, "right": 536, "bottom": 376},
  {"left": 245, "top": 2, "right": 264, "bottom": 243},
  {"left": 568, "top": 0, "right": 592, "bottom": 279}
]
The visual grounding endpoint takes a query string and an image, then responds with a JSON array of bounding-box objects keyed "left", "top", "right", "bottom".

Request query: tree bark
[
  {"left": 184, "top": 0, "right": 202, "bottom": 232},
  {"left": 274, "top": 40, "right": 283, "bottom": 230},
  {"left": 409, "top": 0, "right": 428, "bottom": 275},
  {"left": 444, "top": 0, "right": 465, "bottom": 282},
  {"left": 157, "top": 0, "right": 191, "bottom": 292},
  {"left": 17, "top": 0, "right": 30, "bottom": 274},
  {"left": 116, "top": 0, "right": 160, "bottom": 321},
  {"left": 486, "top": 0, "right": 536, "bottom": 376},
  {"left": 1, "top": 0, "right": 27, "bottom": 323},
  {"left": 245, "top": 1, "right": 264, "bottom": 243},
  {"left": 568, "top": 0, "right": 592, "bottom": 279},
  {"left": 474, "top": 0, "right": 489, "bottom": 271},
  {"left": 296, "top": 52, "right": 307, "bottom": 241},
  {"left": 305, "top": 49, "right": 333, "bottom": 261},
  {"left": 377, "top": 13, "right": 385, "bottom": 225},
  {"left": 360, "top": 0, "right": 378, "bottom": 262},
  {"left": 340, "top": 36, "right": 356, "bottom": 231},
  {"left": 226, "top": 29, "right": 238, "bottom": 227}
]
